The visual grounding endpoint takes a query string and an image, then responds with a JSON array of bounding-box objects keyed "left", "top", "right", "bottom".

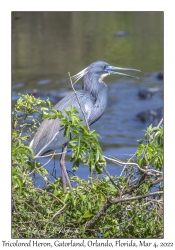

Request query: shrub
[{"left": 12, "top": 94, "right": 163, "bottom": 238}]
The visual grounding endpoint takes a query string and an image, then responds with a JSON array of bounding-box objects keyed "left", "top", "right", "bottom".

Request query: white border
[{"left": 0, "top": 0, "right": 175, "bottom": 247}]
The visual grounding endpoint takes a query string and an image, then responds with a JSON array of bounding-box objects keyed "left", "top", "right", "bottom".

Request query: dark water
[{"left": 12, "top": 12, "right": 163, "bottom": 187}]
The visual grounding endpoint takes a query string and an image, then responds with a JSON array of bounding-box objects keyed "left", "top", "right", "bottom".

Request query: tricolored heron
[{"left": 30, "top": 61, "right": 140, "bottom": 192}]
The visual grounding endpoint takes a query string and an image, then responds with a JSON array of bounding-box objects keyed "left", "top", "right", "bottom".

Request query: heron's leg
[
  {"left": 60, "top": 146, "right": 72, "bottom": 191},
  {"left": 61, "top": 168, "right": 66, "bottom": 192},
  {"left": 60, "top": 147, "right": 67, "bottom": 192}
]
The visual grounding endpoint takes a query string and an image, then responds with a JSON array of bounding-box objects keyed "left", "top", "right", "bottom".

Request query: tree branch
[
  {"left": 85, "top": 191, "right": 163, "bottom": 229},
  {"left": 111, "top": 191, "right": 163, "bottom": 204},
  {"left": 102, "top": 166, "right": 119, "bottom": 190},
  {"left": 103, "top": 155, "right": 163, "bottom": 176}
]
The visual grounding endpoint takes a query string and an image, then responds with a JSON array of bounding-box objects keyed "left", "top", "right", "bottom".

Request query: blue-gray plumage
[{"left": 30, "top": 61, "right": 140, "bottom": 191}]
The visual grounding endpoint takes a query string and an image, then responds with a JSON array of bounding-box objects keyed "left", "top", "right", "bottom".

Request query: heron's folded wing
[{"left": 30, "top": 91, "right": 95, "bottom": 156}]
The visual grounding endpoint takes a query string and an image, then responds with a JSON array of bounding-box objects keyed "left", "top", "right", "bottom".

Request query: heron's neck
[
  {"left": 83, "top": 76, "right": 108, "bottom": 121},
  {"left": 83, "top": 75, "right": 108, "bottom": 100},
  {"left": 93, "top": 82, "right": 108, "bottom": 114}
]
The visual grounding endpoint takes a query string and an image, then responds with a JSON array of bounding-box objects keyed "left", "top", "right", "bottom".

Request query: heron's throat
[
  {"left": 83, "top": 72, "right": 108, "bottom": 98},
  {"left": 99, "top": 73, "right": 110, "bottom": 83}
]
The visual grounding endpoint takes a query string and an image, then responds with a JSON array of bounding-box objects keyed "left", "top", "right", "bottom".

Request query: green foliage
[
  {"left": 12, "top": 174, "right": 163, "bottom": 238},
  {"left": 12, "top": 94, "right": 53, "bottom": 142},
  {"left": 12, "top": 94, "right": 163, "bottom": 238},
  {"left": 136, "top": 125, "right": 163, "bottom": 170},
  {"left": 43, "top": 105, "right": 106, "bottom": 174},
  {"left": 12, "top": 94, "right": 51, "bottom": 194}
]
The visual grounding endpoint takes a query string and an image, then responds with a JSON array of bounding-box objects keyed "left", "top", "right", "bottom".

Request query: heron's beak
[{"left": 106, "top": 65, "right": 141, "bottom": 79}]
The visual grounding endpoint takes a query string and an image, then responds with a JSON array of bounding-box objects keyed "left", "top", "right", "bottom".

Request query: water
[{"left": 12, "top": 12, "right": 163, "bottom": 187}]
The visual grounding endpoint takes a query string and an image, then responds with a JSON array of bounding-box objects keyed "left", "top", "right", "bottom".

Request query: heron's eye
[{"left": 103, "top": 65, "right": 106, "bottom": 69}]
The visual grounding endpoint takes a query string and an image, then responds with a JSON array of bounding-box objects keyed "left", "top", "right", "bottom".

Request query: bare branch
[
  {"left": 152, "top": 176, "right": 163, "bottom": 186},
  {"left": 110, "top": 191, "right": 163, "bottom": 204},
  {"left": 85, "top": 191, "right": 163, "bottom": 229},
  {"left": 34, "top": 151, "right": 66, "bottom": 159},
  {"left": 68, "top": 72, "right": 90, "bottom": 132},
  {"left": 103, "top": 155, "right": 163, "bottom": 176}
]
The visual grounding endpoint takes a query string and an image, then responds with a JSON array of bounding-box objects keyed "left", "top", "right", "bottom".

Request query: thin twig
[
  {"left": 119, "top": 153, "right": 136, "bottom": 176},
  {"left": 102, "top": 166, "right": 119, "bottom": 189},
  {"left": 28, "top": 150, "right": 57, "bottom": 176},
  {"left": 147, "top": 198, "right": 163, "bottom": 204},
  {"left": 42, "top": 150, "right": 56, "bottom": 168},
  {"left": 23, "top": 201, "right": 42, "bottom": 215},
  {"left": 125, "top": 176, "right": 163, "bottom": 196},
  {"left": 68, "top": 72, "right": 90, "bottom": 132},
  {"left": 51, "top": 204, "right": 67, "bottom": 221},
  {"left": 12, "top": 195, "right": 20, "bottom": 218},
  {"left": 151, "top": 117, "right": 163, "bottom": 139},
  {"left": 34, "top": 151, "right": 66, "bottom": 159},
  {"left": 34, "top": 131, "right": 60, "bottom": 158},
  {"left": 157, "top": 117, "right": 163, "bottom": 128}
]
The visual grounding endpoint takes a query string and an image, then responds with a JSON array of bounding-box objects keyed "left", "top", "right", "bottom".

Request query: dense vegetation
[{"left": 12, "top": 94, "right": 163, "bottom": 238}]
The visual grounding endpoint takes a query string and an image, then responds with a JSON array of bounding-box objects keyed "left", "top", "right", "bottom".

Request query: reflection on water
[
  {"left": 12, "top": 12, "right": 163, "bottom": 89},
  {"left": 12, "top": 12, "right": 163, "bottom": 186}
]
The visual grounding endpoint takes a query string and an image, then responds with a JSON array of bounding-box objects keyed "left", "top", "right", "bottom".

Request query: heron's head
[
  {"left": 71, "top": 61, "right": 140, "bottom": 85},
  {"left": 88, "top": 61, "right": 141, "bottom": 82}
]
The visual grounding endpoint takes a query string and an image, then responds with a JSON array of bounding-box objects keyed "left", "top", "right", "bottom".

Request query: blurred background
[{"left": 12, "top": 12, "right": 163, "bottom": 187}]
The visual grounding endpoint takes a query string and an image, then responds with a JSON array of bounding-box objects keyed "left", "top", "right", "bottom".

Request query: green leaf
[
  {"left": 65, "top": 126, "right": 70, "bottom": 139},
  {"left": 72, "top": 159, "right": 80, "bottom": 172},
  {"left": 95, "top": 149, "right": 100, "bottom": 163},
  {"left": 81, "top": 210, "right": 94, "bottom": 219},
  {"left": 95, "top": 164, "right": 103, "bottom": 174},
  {"left": 46, "top": 209, "right": 53, "bottom": 214}
]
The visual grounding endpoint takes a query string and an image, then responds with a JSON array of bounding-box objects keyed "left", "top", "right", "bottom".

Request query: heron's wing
[
  {"left": 30, "top": 116, "right": 64, "bottom": 156},
  {"left": 30, "top": 90, "right": 95, "bottom": 156}
]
